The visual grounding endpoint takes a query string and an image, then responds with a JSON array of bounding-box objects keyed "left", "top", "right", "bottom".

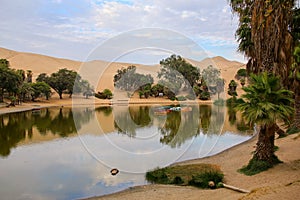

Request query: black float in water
[{"left": 110, "top": 168, "right": 119, "bottom": 176}]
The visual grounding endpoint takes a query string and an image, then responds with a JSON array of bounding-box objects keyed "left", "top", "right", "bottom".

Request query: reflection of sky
[
  {"left": 0, "top": 131, "right": 251, "bottom": 200},
  {"left": 0, "top": 106, "right": 253, "bottom": 200},
  {"left": 0, "top": 137, "right": 146, "bottom": 200}
]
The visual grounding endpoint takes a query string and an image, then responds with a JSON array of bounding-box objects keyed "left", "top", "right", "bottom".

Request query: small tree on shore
[{"left": 236, "top": 73, "right": 294, "bottom": 175}]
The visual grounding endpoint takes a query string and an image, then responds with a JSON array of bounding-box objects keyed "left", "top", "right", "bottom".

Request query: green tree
[
  {"left": 19, "top": 82, "right": 33, "bottom": 102},
  {"left": 202, "top": 65, "right": 220, "bottom": 86},
  {"left": 151, "top": 84, "right": 164, "bottom": 97},
  {"left": 114, "top": 65, "right": 154, "bottom": 93},
  {"left": 36, "top": 73, "right": 49, "bottom": 83},
  {"left": 26, "top": 70, "right": 33, "bottom": 83},
  {"left": 230, "top": 0, "right": 300, "bottom": 129},
  {"left": 290, "top": 45, "right": 300, "bottom": 130},
  {"left": 236, "top": 73, "right": 294, "bottom": 174},
  {"left": 158, "top": 54, "right": 200, "bottom": 91},
  {"left": 47, "top": 68, "right": 77, "bottom": 99},
  {"left": 0, "top": 60, "right": 22, "bottom": 102},
  {"left": 31, "top": 82, "right": 51, "bottom": 101},
  {"left": 228, "top": 80, "right": 238, "bottom": 97}
]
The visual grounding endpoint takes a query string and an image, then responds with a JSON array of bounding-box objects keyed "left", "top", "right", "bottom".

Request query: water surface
[{"left": 0, "top": 105, "right": 253, "bottom": 199}]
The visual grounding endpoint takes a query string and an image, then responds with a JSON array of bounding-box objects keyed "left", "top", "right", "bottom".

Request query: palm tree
[
  {"left": 230, "top": 0, "right": 295, "bottom": 84},
  {"left": 236, "top": 73, "right": 294, "bottom": 173},
  {"left": 230, "top": 0, "right": 300, "bottom": 129}
]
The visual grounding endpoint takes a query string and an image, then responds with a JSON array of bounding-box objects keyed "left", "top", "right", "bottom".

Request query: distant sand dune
[{"left": 0, "top": 47, "right": 245, "bottom": 93}]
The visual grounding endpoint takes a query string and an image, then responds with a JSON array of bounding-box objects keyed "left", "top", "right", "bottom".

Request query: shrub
[
  {"left": 146, "top": 164, "right": 224, "bottom": 188},
  {"left": 239, "top": 156, "right": 282, "bottom": 176},
  {"left": 236, "top": 68, "right": 247, "bottom": 79},
  {"left": 95, "top": 89, "right": 113, "bottom": 99},
  {"left": 145, "top": 168, "right": 169, "bottom": 184},
  {"left": 199, "top": 91, "right": 210, "bottom": 100},
  {"left": 189, "top": 171, "right": 224, "bottom": 188}
]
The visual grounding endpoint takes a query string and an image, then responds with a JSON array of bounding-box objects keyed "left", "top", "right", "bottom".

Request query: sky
[{"left": 0, "top": 0, "right": 246, "bottom": 64}]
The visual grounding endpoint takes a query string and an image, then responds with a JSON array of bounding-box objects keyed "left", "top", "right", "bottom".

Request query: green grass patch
[
  {"left": 239, "top": 156, "right": 282, "bottom": 176},
  {"left": 146, "top": 164, "right": 224, "bottom": 188}
]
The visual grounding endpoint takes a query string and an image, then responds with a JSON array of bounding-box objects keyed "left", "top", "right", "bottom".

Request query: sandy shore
[{"left": 83, "top": 133, "right": 300, "bottom": 200}]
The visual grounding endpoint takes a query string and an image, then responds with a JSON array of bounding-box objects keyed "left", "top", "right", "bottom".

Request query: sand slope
[{"left": 0, "top": 47, "right": 245, "bottom": 92}]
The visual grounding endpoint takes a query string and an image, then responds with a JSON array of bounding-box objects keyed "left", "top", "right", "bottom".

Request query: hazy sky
[{"left": 0, "top": 0, "right": 245, "bottom": 64}]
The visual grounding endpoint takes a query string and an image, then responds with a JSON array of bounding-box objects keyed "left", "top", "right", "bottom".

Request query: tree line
[
  {"left": 113, "top": 54, "right": 226, "bottom": 101},
  {"left": 0, "top": 59, "right": 93, "bottom": 105}
]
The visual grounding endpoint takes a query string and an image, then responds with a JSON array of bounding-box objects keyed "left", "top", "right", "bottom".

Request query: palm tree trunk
[
  {"left": 253, "top": 124, "right": 276, "bottom": 163},
  {"left": 293, "top": 93, "right": 300, "bottom": 129}
]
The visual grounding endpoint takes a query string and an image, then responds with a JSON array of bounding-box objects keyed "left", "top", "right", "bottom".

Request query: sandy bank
[{"left": 83, "top": 133, "right": 300, "bottom": 200}]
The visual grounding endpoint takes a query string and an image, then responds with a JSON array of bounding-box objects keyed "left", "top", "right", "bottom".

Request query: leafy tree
[
  {"left": 158, "top": 54, "right": 200, "bottom": 91},
  {"left": 26, "top": 70, "right": 33, "bottom": 83},
  {"left": 236, "top": 73, "right": 294, "bottom": 174},
  {"left": 81, "top": 80, "right": 94, "bottom": 99},
  {"left": 229, "top": 0, "right": 294, "bottom": 83},
  {"left": 230, "top": 0, "right": 300, "bottom": 129},
  {"left": 31, "top": 82, "right": 51, "bottom": 101},
  {"left": 0, "top": 60, "right": 22, "bottom": 102},
  {"left": 114, "top": 65, "right": 154, "bottom": 94},
  {"left": 47, "top": 68, "right": 78, "bottom": 99},
  {"left": 290, "top": 45, "right": 300, "bottom": 130},
  {"left": 16, "top": 69, "right": 26, "bottom": 82},
  {"left": 228, "top": 80, "right": 238, "bottom": 97},
  {"left": 240, "top": 78, "right": 246, "bottom": 87},
  {"left": 151, "top": 84, "right": 164, "bottom": 97},
  {"left": 201, "top": 65, "right": 221, "bottom": 94},
  {"left": 19, "top": 82, "right": 33, "bottom": 102},
  {"left": 36, "top": 73, "right": 49, "bottom": 83},
  {"left": 236, "top": 68, "right": 247, "bottom": 80},
  {"left": 0, "top": 59, "right": 9, "bottom": 67}
]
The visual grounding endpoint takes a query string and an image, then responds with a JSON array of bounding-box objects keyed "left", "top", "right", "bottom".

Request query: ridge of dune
[{"left": 0, "top": 47, "right": 245, "bottom": 92}]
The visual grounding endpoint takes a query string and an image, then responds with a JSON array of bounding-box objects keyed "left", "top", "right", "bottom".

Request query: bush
[
  {"left": 145, "top": 168, "right": 169, "bottom": 184},
  {"left": 236, "top": 68, "right": 247, "bottom": 79},
  {"left": 239, "top": 156, "right": 282, "bottom": 176},
  {"left": 95, "top": 89, "right": 113, "bottom": 99},
  {"left": 146, "top": 164, "right": 223, "bottom": 188},
  {"left": 199, "top": 91, "right": 210, "bottom": 100},
  {"left": 188, "top": 171, "right": 224, "bottom": 189}
]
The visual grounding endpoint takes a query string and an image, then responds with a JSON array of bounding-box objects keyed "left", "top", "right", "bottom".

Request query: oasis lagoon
[{"left": 0, "top": 104, "right": 253, "bottom": 200}]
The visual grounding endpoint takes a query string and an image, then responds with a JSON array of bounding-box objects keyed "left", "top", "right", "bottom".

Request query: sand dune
[{"left": 0, "top": 47, "right": 245, "bottom": 93}]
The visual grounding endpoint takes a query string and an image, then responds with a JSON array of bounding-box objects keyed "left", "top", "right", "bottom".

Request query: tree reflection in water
[
  {"left": 0, "top": 107, "right": 93, "bottom": 157},
  {"left": 0, "top": 105, "right": 253, "bottom": 158},
  {"left": 114, "top": 106, "right": 152, "bottom": 137},
  {"left": 113, "top": 105, "right": 252, "bottom": 148}
]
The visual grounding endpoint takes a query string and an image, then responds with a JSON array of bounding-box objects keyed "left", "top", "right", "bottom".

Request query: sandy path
[{"left": 84, "top": 134, "right": 300, "bottom": 200}]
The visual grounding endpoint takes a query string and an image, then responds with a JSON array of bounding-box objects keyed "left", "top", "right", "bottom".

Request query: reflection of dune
[{"left": 95, "top": 107, "right": 115, "bottom": 134}]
